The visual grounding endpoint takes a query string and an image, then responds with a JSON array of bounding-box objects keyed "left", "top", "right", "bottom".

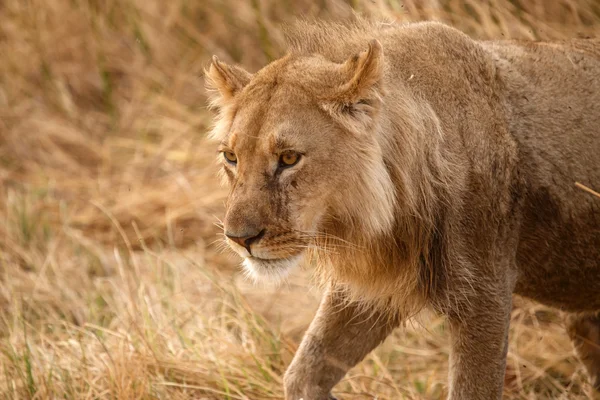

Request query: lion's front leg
[
  {"left": 446, "top": 277, "right": 514, "bottom": 400},
  {"left": 284, "top": 288, "right": 400, "bottom": 400}
]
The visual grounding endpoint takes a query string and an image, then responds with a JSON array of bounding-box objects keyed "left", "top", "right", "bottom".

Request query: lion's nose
[{"left": 225, "top": 229, "right": 265, "bottom": 254}]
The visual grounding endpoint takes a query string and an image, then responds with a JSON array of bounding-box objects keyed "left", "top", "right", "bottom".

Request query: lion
[{"left": 204, "top": 17, "right": 600, "bottom": 400}]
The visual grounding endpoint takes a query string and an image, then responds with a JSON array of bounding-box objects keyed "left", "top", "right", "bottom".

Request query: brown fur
[{"left": 205, "top": 17, "right": 600, "bottom": 400}]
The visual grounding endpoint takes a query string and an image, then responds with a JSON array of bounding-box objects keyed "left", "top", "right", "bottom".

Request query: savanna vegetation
[{"left": 1, "top": 0, "right": 599, "bottom": 398}]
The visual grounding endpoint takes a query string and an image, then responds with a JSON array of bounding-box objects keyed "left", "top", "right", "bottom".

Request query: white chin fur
[{"left": 242, "top": 254, "right": 303, "bottom": 283}]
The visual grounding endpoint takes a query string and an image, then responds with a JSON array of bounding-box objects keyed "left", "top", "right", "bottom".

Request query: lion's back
[{"left": 487, "top": 38, "right": 600, "bottom": 188}]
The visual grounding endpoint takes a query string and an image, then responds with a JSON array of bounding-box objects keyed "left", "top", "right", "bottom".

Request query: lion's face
[
  {"left": 218, "top": 89, "right": 355, "bottom": 280},
  {"left": 206, "top": 41, "right": 396, "bottom": 281}
]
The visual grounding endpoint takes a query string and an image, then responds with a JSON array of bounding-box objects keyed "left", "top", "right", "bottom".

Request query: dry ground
[{"left": 1, "top": 0, "right": 600, "bottom": 399}]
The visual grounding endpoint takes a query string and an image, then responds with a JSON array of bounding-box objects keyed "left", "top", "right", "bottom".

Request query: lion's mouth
[
  {"left": 242, "top": 253, "right": 304, "bottom": 282},
  {"left": 246, "top": 255, "right": 277, "bottom": 262}
]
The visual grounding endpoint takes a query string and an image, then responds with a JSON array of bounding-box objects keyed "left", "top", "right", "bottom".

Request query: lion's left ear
[
  {"left": 324, "top": 40, "right": 385, "bottom": 129},
  {"left": 205, "top": 56, "right": 252, "bottom": 108},
  {"left": 338, "top": 39, "right": 384, "bottom": 102}
]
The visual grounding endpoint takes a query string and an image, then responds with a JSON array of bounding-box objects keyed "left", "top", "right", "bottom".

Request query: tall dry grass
[{"left": 1, "top": 0, "right": 599, "bottom": 398}]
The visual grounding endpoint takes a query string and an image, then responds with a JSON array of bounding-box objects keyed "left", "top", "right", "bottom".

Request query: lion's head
[{"left": 205, "top": 40, "right": 398, "bottom": 282}]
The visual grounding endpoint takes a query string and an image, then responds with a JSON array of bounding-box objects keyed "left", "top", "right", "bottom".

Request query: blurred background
[{"left": 1, "top": 1, "right": 599, "bottom": 399}]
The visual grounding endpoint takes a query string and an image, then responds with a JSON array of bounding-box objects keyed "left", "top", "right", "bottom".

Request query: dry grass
[{"left": 1, "top": 0, "right": 599, "bottom": 398}]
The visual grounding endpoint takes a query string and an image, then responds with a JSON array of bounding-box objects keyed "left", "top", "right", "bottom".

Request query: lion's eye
[
  {"left": 279, "top": 151, "right": 301, "bottom": 167},
  {"left": 223, "top": 151, "right": 237, "bottom": 164}
]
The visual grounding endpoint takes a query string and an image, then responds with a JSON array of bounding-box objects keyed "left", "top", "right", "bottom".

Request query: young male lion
[{"left": 205, "top": 18, "right": 600, "bottom": 400}]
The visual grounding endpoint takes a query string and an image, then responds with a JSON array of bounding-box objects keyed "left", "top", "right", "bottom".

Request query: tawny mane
[{"left": 283, "top": 18, "right": 460, "bottom": 316}]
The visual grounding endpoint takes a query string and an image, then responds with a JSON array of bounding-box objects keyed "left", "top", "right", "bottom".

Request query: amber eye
[
  {"left": 223, "top": 151, "right": 237, "bottom": 164},
  {"left": 279, "top": 151, "right": 301, "bottom": 167}
]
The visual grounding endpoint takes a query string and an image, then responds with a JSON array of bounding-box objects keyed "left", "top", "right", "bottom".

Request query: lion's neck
[{"left": 314, "top": 92, "right": 452, "bottom": 314}]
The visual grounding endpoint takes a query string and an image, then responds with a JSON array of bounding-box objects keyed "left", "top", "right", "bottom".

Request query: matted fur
[{"left": 205, "top": 16, "right": 600, "bottom": 400}]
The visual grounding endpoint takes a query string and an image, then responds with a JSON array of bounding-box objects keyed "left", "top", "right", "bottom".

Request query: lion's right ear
[{"left": 205, "top": 56, "right": 252, "bottom": 108}]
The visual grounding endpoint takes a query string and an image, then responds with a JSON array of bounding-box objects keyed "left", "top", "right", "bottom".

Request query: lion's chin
[{"left": 242, "top": 254, "right": 304, "bottom": 283}]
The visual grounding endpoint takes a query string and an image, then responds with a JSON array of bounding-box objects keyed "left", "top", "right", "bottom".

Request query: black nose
[{"left": 225, "top": 229, "right": 265, "bottom": 253}]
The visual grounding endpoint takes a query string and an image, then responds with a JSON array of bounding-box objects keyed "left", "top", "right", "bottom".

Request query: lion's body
[
  {"left": 206, "top": 19, "right": 600, "bottom": 400},
  {"left": 488, "top": 39, "right": 600, "bottom": 311}
]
